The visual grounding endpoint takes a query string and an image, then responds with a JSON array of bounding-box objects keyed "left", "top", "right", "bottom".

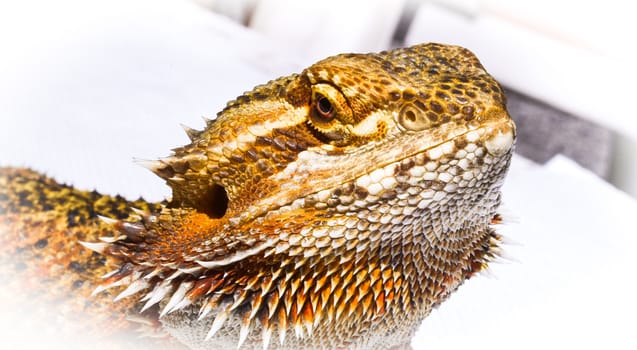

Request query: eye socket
[
  {"left": 307, "top": 83, "right": 354, "bottom": 144},
  {"left": 314, "top": 94, "right": 335, "bottom": 120}
]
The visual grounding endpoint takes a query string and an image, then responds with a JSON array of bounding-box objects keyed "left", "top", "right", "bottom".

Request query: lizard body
[{"left": 0, "top": 43, "right": 515, "bottom": 349}]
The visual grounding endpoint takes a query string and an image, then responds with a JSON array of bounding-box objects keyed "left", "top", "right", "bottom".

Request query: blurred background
[{"left": 0, "top": 0, "right": 635, "bottom": 349}]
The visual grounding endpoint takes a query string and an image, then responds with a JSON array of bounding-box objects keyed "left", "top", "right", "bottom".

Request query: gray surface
[{"left": 505, "top": 88, "right": 614, "bottom": 179}]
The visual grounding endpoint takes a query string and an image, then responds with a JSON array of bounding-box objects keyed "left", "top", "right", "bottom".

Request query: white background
[{"left": 1, "top": 1, "right": 636, "bottom": 349}]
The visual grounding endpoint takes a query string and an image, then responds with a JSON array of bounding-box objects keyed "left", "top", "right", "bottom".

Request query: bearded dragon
[{"left": 0, "top": 43, "right": 515, "bottom": 349}]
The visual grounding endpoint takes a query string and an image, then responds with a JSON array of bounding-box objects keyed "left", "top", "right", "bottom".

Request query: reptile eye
[
  {"left": 314, "top": 94, "right": 335, "bottom": 120},
  {"left": 307, "top": 83, "right": 354, "bottom": 144}
]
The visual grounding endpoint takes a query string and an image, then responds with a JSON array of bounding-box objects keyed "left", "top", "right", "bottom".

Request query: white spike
[
  {"left": 196, "top": 240, "right": 276, "bottom": 268},
  {"left": 90, "top": 285, "right": 108, "bottom": 296},
  {"left": 180, "top": 123, "right": 201, "bottom": 141},
  {"left": 97, "top": 215, "right": 119, "bottom": 225},
  {"left": 198, "top": 302, "right": 214, "bottom": 321},
  {"left": 248, "top": 302, "right": 261, "bottom": 321},
  {"left": 479, "top": 266, "right": 497, "bottom": 278},
  {"left": 141, "top": 283, "right": 173, "bottom": 312},
  {"left": 495, "top": 205, "right": 519, "bottom": 224},
  {"left": 101, "top": 269, "right": 119, "bottom": 279},
  {"left": 497, "top": 234, "right": 522, "bottom": 246},
  {"left": 305, "top": 321, "right": 313, "bottom": 338},
  {"left": 122, "top": 221, "right": 144, "bottom": 234},
  {"left": 262, "top": 327, "right": 272, "bottom": 350},
  {"left": 99, "top": 235, "right": 125, "bottom": 243},
  {"left": 91, "top": 275, "right": 131, "bottom": 296},
  {"left": 79, "top": 241, "right": 109, "bottom": 254},
  {"left": 493, "top": 249, "right": 520, "bottom": 264},
  {"left": 140, "top": 284, "right": 162, "bottom": 302},
  {"left": 173, "top": 296, "right": 193, "bottom": 312},
  {"left": 143, "top": 267, "right": 163, "bottom": 280},
  {"left": 160, "top": 282, "right": 193, "bottom": 317},
  {"left": 178, "top": 266, "right": 203, "bottom": 275},
  {"left": 229, "top": 293, "right": 248, "bottom": 312},
  {"left": 161, "top": 262, "right": 179, "bottom": 269},
  {"left": 130, "top": 207, "right": 149, "bottom": 216},
  {"left": 133, "top": 158, "right": 164, "bottom": 171},
  {"left": 294, "top": 323, "right": 304, "bottom": 339},
  {"left": 168, "top": 176, "right": 186, "bottom": 183},
  {"left": 279, "top": 328, "right": 286, "bottom": 346},
  {"left": 263, "top": 247, "right": 276, "bottom": 258},
  {"left": 202, "top": 116, "right": 215, "bottom": 125},
  {"left": 205, "top": 310, "right": 230, "bottom": 341},
  {"left": 114, "top": 279, "right": 150, "bottom": 302},
  {"left": 237, "top": 321, "right": 250, "bottom": 349},
  {"left": 166, "top": 269, "right": 183, "bottom": 281},
  {"left": 130, "top": 207, "right": 154, "bottom": 222}
]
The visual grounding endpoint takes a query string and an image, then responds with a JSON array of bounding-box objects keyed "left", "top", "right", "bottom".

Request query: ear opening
[{"left": 200, "top": 184, "right": 228, "bottom": 219}]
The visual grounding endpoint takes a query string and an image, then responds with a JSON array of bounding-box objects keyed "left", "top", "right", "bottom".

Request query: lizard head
[
  {"left": 143, "top": 43, "right": 514, "bottom": 225},
  {"left": 88, "top": 43, "right": 515, "bottom": 348}
]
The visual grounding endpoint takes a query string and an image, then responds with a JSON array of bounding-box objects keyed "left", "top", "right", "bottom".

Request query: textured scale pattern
[{"left": 0, "top": 43, "right": 515, "bottom": 349}]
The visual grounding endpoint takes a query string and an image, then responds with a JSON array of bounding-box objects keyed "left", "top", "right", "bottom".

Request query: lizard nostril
[{"left": 201, "top": 184, "right": 228, "bottom": 219}]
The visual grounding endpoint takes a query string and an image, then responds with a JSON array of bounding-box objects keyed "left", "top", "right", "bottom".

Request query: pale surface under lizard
[{"left": 0, "top": 43, "right": 515, "bottom": 349}]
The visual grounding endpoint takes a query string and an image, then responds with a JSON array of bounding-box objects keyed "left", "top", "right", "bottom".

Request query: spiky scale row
[{"left": 90, "top": 203, "right": 507, "bottom": 350}]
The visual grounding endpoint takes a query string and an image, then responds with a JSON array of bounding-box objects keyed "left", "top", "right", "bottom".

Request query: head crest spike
[
  {"left": 132, "top": 158, "right": 169, "bottom": 177},
  {"left": 180, "top": 123, "right": 203, "bottom": 141},
  {"left": 201, "top": 115, "right": 216, "bottom": 126}
]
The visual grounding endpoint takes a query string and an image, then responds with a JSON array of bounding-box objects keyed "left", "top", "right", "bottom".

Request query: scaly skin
[
  {"left": 0, "top": 43, "right": 515, "bottom": 349},
  {"left": 0, "top": 169, "right": 169, "bottom": 347}
]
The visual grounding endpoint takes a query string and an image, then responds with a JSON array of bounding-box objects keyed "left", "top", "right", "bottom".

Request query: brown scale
[{"left": 0, "top": 43, "right": 515, "bottom": 349}]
